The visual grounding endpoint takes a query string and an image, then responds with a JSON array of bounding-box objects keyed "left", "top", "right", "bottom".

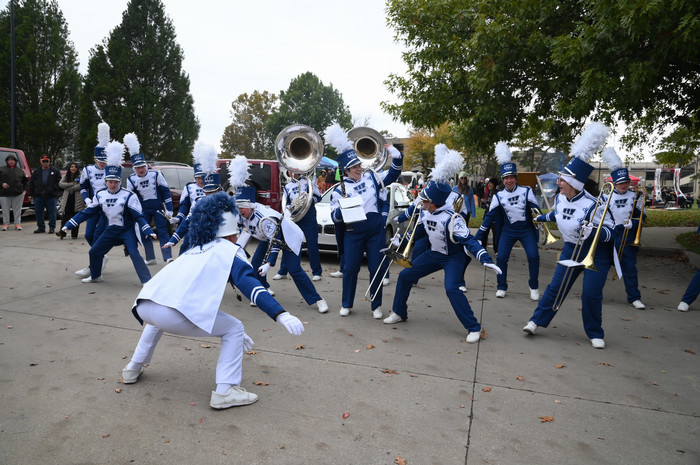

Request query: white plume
[
  {"left": 601, "top": 147, "right": 623, "bottom": 171},
  {"left": 105, "top": 141, "right": 124, "bottom": 167},
  {"left": 433, "top": 143, "right": 449, "bottom": 166},
  {"left": 192, "top": 140, "right": 207, "bottom": 165},
  {"left": 227, "top": 155, "right": 250, "bottom": 190},
  {"left": 430, "top": 146, "right": 464, "bottom": 183},
  {"left": 198, "top": 143, "right": 219, "bottom": 174},
  {"left": 97, "top": 122, "right": 110, "bottom": 147},
  {"left": 495, "top": 142, "right": 512, "bottom": 165},
  {"left": 324, "top": 123, "right": 353, "bottom": 153},
  {"left": 569, "top": 122, "right": 609, "bottom": 162},
  {"left": 123, "top": 133, "right": 140, "bottom": 156}
]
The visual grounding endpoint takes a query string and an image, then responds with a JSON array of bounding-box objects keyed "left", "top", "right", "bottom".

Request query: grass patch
[{"left": 677, "top": 231, "right": 700, "bottom": 254}]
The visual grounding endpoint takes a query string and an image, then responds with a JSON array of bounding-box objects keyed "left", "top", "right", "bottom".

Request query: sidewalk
[{"left": 0, "top": 227, "right": 698, "bottom": 464}]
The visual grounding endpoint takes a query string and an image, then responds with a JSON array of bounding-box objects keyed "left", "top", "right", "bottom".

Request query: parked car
[
  {"left": 120, "top": 161, "right": 194, "bottom": 213},
  {"left": 0, "top": 147, "right": 32, "bottom": 214},
  {"left": 218, "top": 159, "right": 283, "bottom": 212},
  {"left": 314, "top": 182, "right": 412, "bottom": 253}
]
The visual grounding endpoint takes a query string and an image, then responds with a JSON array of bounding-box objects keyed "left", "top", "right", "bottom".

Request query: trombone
[
  {"left": 364, "top": 205, "right": 421, "bottom": 302},
  {"left": 612, "top": 186, "right": 646, "bottom": 280},
  {"left": 531, "top": 207, "right": 560, "bottom": 246},
  {"left": 552, "top": 182, "right": 615, "bottom": 312}
]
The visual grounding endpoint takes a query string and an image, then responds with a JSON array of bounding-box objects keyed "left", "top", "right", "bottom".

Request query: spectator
[
  {"left": 317, "top": 169, "right": 327, "bottom": 193},
  {"left": 58, "top": 162, "right": 85, "bottom": 239},
  {"left": 0, "top": 153, "right": 28, "bottom": 231},
  {"left": 28, "top": 155, "right": 61, "bottom": 234}
]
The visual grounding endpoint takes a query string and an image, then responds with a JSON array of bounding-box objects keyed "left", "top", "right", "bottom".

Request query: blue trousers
[
  {"left": 85, "top": 214, "right": 107, "bottom": 246},
  {"left": 89, "top": 227, "right": 151, "bottom": 283},
  {"left": 530, "top": 241, "right": 612, "bottom": 339},
  {"left": 335, "top": 222, "right": 346, "bottom": 273},
  {"left": 34, "top": 197, "right": 57, "bottom": 230},
  {"left": 277, "top": 210, "right": 322, "bottom": 277},
  {"left": 496, "top": 225, "right": 539, "bottom": 291},
  {"left": 141, "top": 208, "right": 172, "bottom": 262},
  {"left": 251, "top": 241, "right": 321, "bottom": 305},
  {"left": 342, "top": 213, "right": 385, "bottom": 310},
  {"left": 392, "top": 250, "right": 480, "bottom": 332},
  {"left": 615, "top": 239, "right": 641, "bottom": 303},
  {"left": 681, "top": 270, "right": 700, "bottom": 305}
]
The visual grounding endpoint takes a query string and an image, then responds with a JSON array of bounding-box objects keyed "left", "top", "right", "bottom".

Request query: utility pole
[{"left": 10, "top": 0, "right": 16, "bottom": 148}]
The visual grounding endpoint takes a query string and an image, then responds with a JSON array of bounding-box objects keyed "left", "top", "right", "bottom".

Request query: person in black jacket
[
  {"left": 28, "top": 155, "right": 62, "bottom": 233},
  {"left": 0, "top": 153, "right": 28, "bottom": 230}
]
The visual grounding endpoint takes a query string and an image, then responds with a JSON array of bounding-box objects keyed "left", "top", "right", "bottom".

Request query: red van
[
  {"left": 0, "top": 147, "right": 32, "bottom": 211},
  {"left": 217, "top": 159, "right": 283, "bottom": 212}
]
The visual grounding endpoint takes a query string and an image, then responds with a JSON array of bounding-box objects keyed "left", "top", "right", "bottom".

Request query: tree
[
  {"left": 220, "top": 91, "right": 278, "bottom": 159},
  {"left": 384, "top": 0, "right": 700, "bottom": 157},
  {"left": 77, "top": 0, "right": 199, "bottom": 164},
  {"left": 654, "top": 127, "right": 700, "bottom": 167},
  {"left": 0, "top": 0, "right": 81, "bottom": 166},
  {"left": 267, "top": 72, "right": 352, "bottom": 154}
]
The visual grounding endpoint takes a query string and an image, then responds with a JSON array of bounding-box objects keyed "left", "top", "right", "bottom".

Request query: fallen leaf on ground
[
  {"left": 103, "top": 433, "right": 110, "bottom": 438},
  {"left": 539, "top": 416, "right": 554, "bottom": 423},
  {"left": 684, "top": 349, "right": 695, "bottom": 355},
  {"left": 409, "top": 374, "right": 418, "bottom": 378},
  {"left": 246, "top": 350, "right": 259, "bottom": 355},
  {"left": 599, "top": 362, "right": 615, "bottom": 367},
  {"left": 354, "top": 349, "right": 361, "bottom": 353},
  {"left": 554, "top": 400, "right": 562, "bottom": 404},
  {"left": 555, "top": 363, "right": 566, "bottom": 369},
  {"left": 6, "top": 326, "right": 12, "bottom": 329},
  {"left": 97, "top": 377, "right": 104, "bottom": 381},
  {"left": 394, "top": 456, "right": 407, "bottom": 465},
  {"left": 641, "top": 335, "right": 651, "bottom": 339},
  {"left": 620, "top": 318, "right": 632, "bottom": 321},
  {"left": 381, "top": 369, "right": 399, "bottom": 375},
  {"left": 200, "top": 343, "right": 212, "bottom": 348},
  {"left": 294, "top": 344, "right": 304, "bottom": 350},
  {"left": 482, "top": 387, "right": 492, "bottom": 392},
  {"left": 366, "top": 344, "right": 375, "bottom": 349},
  {"left": 516, "top": 375, "right": 525, "bottom": 382},
  {"left": 341, "top": 412, "right": 351, "bottom": 419},
  {"left": 480, "top": 329, "right": 487, "bottom": 338},
  {"left": 184, "top": 347, "right": 191, "bottom": 351},
  {"left": 114, "top": 388, "right": 122, "bottom": 393},
  {"left": 254, "top": 381, "right": 270, "bottom": 386},
  {"left": 651, "top": 381, "right": 660, "bottom": 386}
]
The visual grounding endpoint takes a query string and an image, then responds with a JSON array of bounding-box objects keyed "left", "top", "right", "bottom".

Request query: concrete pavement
[{"left": 0, "top": 226, "right": 698, "bottom": 464}]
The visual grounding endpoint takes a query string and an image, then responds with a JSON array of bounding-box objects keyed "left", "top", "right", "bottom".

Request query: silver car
[{"left": 314, "top": 182, "right": 413, "bottom": 253}]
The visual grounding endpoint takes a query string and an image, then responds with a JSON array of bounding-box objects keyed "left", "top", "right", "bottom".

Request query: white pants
[
  {"left": 131, "top": 300, "right": 245, "bottom": 385},
  {"left": 0, "top": 193, "right": 25, "bottom": 225}
]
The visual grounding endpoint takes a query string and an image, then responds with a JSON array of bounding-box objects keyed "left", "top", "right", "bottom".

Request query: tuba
[
  {"left": 347, "top": 127, "right": 388, "bottom": 172},
  {"left": 275, "top": 124, "right": 324, "bottom": 222}
]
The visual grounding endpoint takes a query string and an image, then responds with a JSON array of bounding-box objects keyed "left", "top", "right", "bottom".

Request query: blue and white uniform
[
  {"left": 79, "top": 164, "right": 107, "bottom": 244},
  {"left": 604, "top": 188, "right": 646, "bottom": 303},
  {"left": 391, "top": 204, "right": 494, "bottom": 331},
  {"left": 65, "top": 187, "right": 154, "bottom": 283},
  {"left": 277, "top": 176, "right": 323, "bottom": 278},
  {"left": 169, "top": 181, "right": 205, "bottom": 254},
  {"left": 476, "top": 184, "right": 540, "bottom": 292},
  {"left": 330, "top": 163, "right": 402, "bottom": 311},
  {"left": 127, "top": 169, "right": 174, "bottom": 262},
  {"left": 528, "top": 190, "right": 616, "bottom": 339},
  {"left": 238, "top": 203, "right": 322, "bottom": 306}
]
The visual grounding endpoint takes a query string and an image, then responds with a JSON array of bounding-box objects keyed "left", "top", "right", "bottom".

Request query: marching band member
[
  {"left": 523, "top": 123, "right": 615, "bottom": 349},
  {"left": 382, "top": 149, "right": 501, "bottom": 343},
  {"left": 601, "top": 147, "right": 647, "bottom": 309},
  {"left": 273, "top": 170, "right": 323, "bottom": 281},
  {"left": 61, "top": 141, "right": 155, "bottom": 284},
  {"left": 124, "top": 133, "right": 175, "bottom": 264},
  {"left": 75, "top": 123, "right": 110, "bottom": 278},
  {"left": 229, "top": 156, "right": 328, "bottom": 313},
  {"left": 122, "top": 192, "right": 305, "bottom": 409},
  {"left": 325, "top": 124, "right": 403, "bottom": 319},
  {"left": 678, "top": 225, "right": 700, "bottom": 312},
  {"left": 476, "top": 142, "right": 541, "bottom": 300}
]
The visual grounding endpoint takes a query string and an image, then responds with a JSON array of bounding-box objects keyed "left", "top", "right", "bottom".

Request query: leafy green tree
[
  {"left": 221, "top": 91, "right": 278, "bottom": 159},
  {"left": 654, "top": 127, "right": 700, "bottom": 167},
  {"left": 0, "top": 0, "right": 81, "bottom": 165},
  {"left": 267, "top": 72, "right": 352, "bottom": 153},
  {"left": 77, "top": 0, "right": 199, "bottom": 163},
  {"left": 384, "top": 0, "right": 700, "bottom": 157}
]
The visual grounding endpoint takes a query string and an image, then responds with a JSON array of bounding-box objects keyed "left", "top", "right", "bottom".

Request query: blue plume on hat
[{"left": 187, "top": 191, "right": 240, "bottom": 247}]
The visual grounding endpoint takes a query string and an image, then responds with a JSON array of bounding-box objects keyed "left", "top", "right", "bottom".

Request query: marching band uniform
[
  {"left": 122, "top": 192, "right": 305, "bottom": 409},
  {"left": 125, "top": 148, "right": 174, "bottom": 264},
  {"left": 63, "top": 142, "right": 154, "bottom": 284},
  {"left": 476, "top": 144, "right": 540, "bottom": 300},
  {"left": 235, "top": 186, "right": 328, "bottom": 313},
  {"left": 383, "top": 181, "right": 500, "bottom": 343},
  {"left": 524, "top": 153, "right": 616, "bottom": 348},
  {"left": 329, "top": 146, "right": 403, "bottom": 318},
  {"left": 678, "top": 224, "right": 700, "bottom": 312},
  {"left": 171, "top": 163, "right": 205, "bottom": 254},
  {"left": 274, "top": 174, "right": 323, "bottom": 281}
]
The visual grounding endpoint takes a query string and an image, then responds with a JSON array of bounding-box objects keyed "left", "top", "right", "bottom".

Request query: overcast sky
[{"left": 57, "top": 0, "right": 412, "bottom": 151}]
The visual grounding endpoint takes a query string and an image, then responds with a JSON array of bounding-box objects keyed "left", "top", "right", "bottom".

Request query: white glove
[
  {"left": 242, "top": 333, "right": 254, "bottom": 352},
  {"left": 166, "top": 210, "right": 173, "bottom": 218},
  {"left": 149, "top": 233, "right": 158, "bottom": 240},
  {"left": 169, "top": 216, "right": 180, "bottom": 225},
  {"left": 581, "top": 222, "right": 595, "bottom": 240},
  {"left": 391, "top": 232, "right": 401, "bottom": 248},
  {"left": 483, "top": 263, "right": 502, "bottom": 275},
  {"left": 162, "top": 242, "right": 174, "bottom": 249},
  {"left": 623, "top": 218, "right": 633, "bottom": 230},
  {"left": 61, "top": 226, "right": 68, "bottom": 232},
  {"left": 84, "top": 198, "right": 93, "bottom": 207},
  {"left": 386, "top": 144, "right": 401, "bottom": 159},
  {"left": 258, "top": 262, "right": 271, "bottom": 277},
  {"left": 277, "top": 312, "right": 304, "bottom": 335}
]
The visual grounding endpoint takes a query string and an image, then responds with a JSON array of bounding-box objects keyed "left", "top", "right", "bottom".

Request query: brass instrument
[
  {"left": 275, "top": 124, "right": 324, "bottom": 222},
  {"left": 552, "top": 182, "right": 614, "bottom": 311},
  {"left": 531, "top": 207, "right": 560, "bottom": 246},
  {"left": 612, "top": 186, "right": 646, "bottom": 280},
  {"left": 347, "top": 127, "right": 388, "bottom": 172},
  {"left": 453, "top": 193, "right": 465, "bottom": 213},
  {"left": 259, "top": 216, "right": 285, "bottom": 266}
]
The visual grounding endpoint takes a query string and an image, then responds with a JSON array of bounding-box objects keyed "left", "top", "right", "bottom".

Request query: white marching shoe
[
  {"left": 382, "top": 277, "right": 390, "bottom": 286},
  {"left": 523, "top": 321, "right": 537, "bottom": 335},
  {"left": 330, "top": 270, "right": 343, "bottom": 278},
  {"left": 121, "top": 367, "right": 143, "bottom": 384},
  {"left": 372, "top": 307, "right": 383, "bottom": 319},
  {"left": 81, "top": 276, "right": 103, "bottom": 283},
  {"left": 383, "top": 312, "right": 403, "bottom": 324},
  {"left": 529, "top": 288, "right": 540, "bottom": 301},
  {"left": 466, "top": 331, "right": 481, "bottom": 343},
  {"left": 312, "top": 275, "right": 321, "bottom": 281},
  {"left": 677, "top": 302, "right": 689, "bottom": 312},
  {"left": 339, "top": 307, "right": 351, "bottom": 317},
  {"left": 459, "top": 286, "right": 467, "bottom": 292},
  {"left": 102, "top": 255, "right": 109, "bottom": 271},
  {"left": 272, "top": 273, "right": 287, "bottom": 280},
  {"left": 145, "top": 258, "right": 157, "bottom": 266},
  {"left": 210, "top": 386, "right": 258, "bottom": 409},
  {"left": 316, "top": 299, "right": 328, "bottom": 313},
  {"left": 631, "top": 300, "right": 646, "bottom": 309},
  {"left": 496, "top": 289, "right": 506, "bottom": 298},
  {"left": 267, "top": 288, "right": 275, "bottom": 296},
  {"left": 590, "top": 338, "right": 605, "bottom": 349},
  {"left": 75, "top": 266, "right": 90, "bottom": 278}
]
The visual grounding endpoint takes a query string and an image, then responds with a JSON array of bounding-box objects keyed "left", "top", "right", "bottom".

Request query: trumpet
[
  {"left": 531, "top": 207, "right": 560, "bottom": 246},
  {"left": 612, "top": 186, "right": 646, "bottom": 280},
  {"left": 552, "top": 182, "right": 614, "bottom": 311}
]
